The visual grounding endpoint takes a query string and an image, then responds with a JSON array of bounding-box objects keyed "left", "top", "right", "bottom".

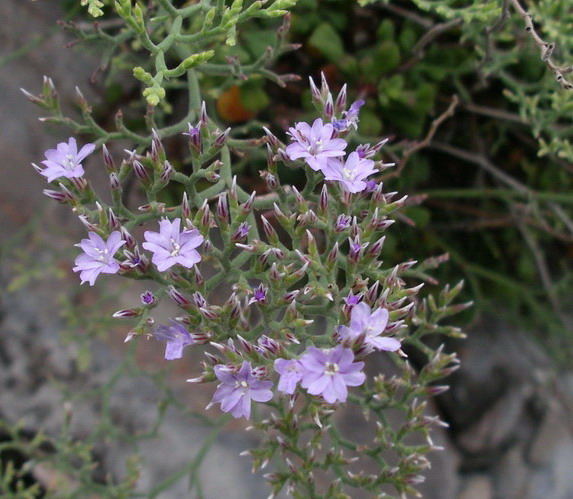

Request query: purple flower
[
  {"left": 285, "top": 118, "right": 347, "bottom": 171},
  {"left": 332, "top": 100, "right": 365, "bottom": 131},
  {"left": 299, "top": 346, "right": 365, "bottom": 403},
  {"left": 334, "top": 214, "right": 352, "bottom": 232},
  {"left": 141, "top": 290, "right": 156, "bottom": 306},
  {"left": 344, "top": 293, "right": 362, "bottom": 306},
  {"left": 248, "top": 284, "right": 269, "bottom": 306},
  {"left": 231, "top": 222, "right": 250, "bottom": 242},
  {"left": 73, "top": 231, "right": 125, "bottom": 286},
  {"left": 208, "top": 362, "right": 273, "bottom": 419},
  {"left": 338, "top": 302, "right": 401, "bottom": 352},
  {"left": 154, "top": 320, "right": 194, "bottom": 360},
  {"left": 39, "top": 137, "right": 95, "bottom": 182},
  {"left": 322, "top": 152, "right": 378, "bottom": 193},
  {"left": 142, "top": 218, "right": 203, "bottom": 272},
  {"left": 274, "top": 358, "right": 304, "bottom": 394}
]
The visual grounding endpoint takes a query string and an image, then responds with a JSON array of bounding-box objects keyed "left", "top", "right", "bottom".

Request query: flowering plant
[{"left": 21, "top": 1, "right": 467, "bottom": 496}]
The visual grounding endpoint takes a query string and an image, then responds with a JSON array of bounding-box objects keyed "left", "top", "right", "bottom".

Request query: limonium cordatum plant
[{"left": 23, "top": 1, "right": 467, "bottom": 496}]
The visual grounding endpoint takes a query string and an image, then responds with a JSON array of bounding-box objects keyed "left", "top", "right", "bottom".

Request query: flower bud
[
  {"left": 335, "top": 84, "right": 347, "bottom": 114},
  {"left": 216, "top": 193, "right": 229, "bottom": 225},
  {"left": 325, "top": 242, "right": 339, "bottom": 271},
  {"left": 367, "top": 236, "right": 386, "bottom": 259},
  {"left": 324, "top": 93, "right": 334, "bottom": 120},
  {"left": 309, "top": 75, "right": 322, "bottom": 104},
  {"left": 262, "top": 126, "right": 280, "bottom": 148},
  {"left": 102, "top": 144, "right": 115, "bottom": 172},
  {"left": 160, "top": 160, "right": 173, "bottom": 184},
  {"left": 113, "top": 308, "right": 142, "bottom": 318},
  {"left": 260, "top": 215, "right": 279, "bottom": 245},
  {"left": 260, "top": 170, "right": 278, "bottom": 190},
  {"left": 334, "top": 214, "right": 351, "bottom": 232},
  {"left": 108, "top": 208, "right": 121, "bottom": 231},
  {"left": 109, "top": 172, "right": 121, "bottom": 191},
  {"left": 213, "top": 127, "right": 231, "bottom": 148},
  {"left": 240, "top": 191, "right": 256, "bottom": 214},
  {"left": 231, "top": 221, "right": 250, "bottom": 242},
  {"left": 120, "top": 227, "right": 136, "bottom": 249},
  {"left": 319, "top": 184, "right": 329, "bottom": 215},
  {"left": 151, "top": 129, "right": 165, "bottom": 163},
  {"left": 133, "top": 160, "right": 151, "bottom": 185}
]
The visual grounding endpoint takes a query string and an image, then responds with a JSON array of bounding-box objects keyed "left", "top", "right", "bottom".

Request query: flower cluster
[
  {"left": 282, "top": 78, "right": 390, "bottom": 194},
  {"left": 26, "top": 17, "right": 463, "bottom": 498},
  {"left": 32, "top": 83, "right": 407, "bottom": 422}
]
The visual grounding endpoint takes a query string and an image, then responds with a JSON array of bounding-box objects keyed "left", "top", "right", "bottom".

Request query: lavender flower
[
  {"left": 334, "top": 214, "right": 352, "bottom": 232},
  {"left": 73, "top": 231, "right": 125, "bottom": 286},
  {"left": 274, "top": 358, "right": 304, "bottom": 394},
  {"left": 39, "top": 137, "right": 95, "bottom": 182},
  {"left": 154, "top": 320, "right": 194, "bottom": 360},
  {"left": 248, "top": 284, "right": 269, "bottom": 306},
  {"left": 332, "top": 99, "right": 365, "bottom": 131},
  {"left": 142, "top": 218, "right": 203, "bottom": 272},
  {"left": 338, "top": 302, "right": 401, "bottom": 352},
  {"left": 285, "top": 118, "right": 347, "bottom": 171},
  {"left": 141, "top": 290, "right": 156, "bottom": 306},
  {"left": 322, "top": 152, "right": 377, "bottom": 193},
  {"left": 299, "top": 346, "right": 365, "bottom": 403},
  {"left": 208, "top": 362, "right": 273, "bottom": 419}
]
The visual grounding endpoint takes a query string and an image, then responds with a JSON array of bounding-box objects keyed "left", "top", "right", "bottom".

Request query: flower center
[
  {"left": 236, "top": 380, "right": 249, "bottom": 390},
  {"left": 342, "top": 167, "right": 353, "bottom": 180},
  {"left": 325, "top": 362, "right": 339, "bottom": 376},
  {"left": 63, "top": 154, "right": 76, "bottom": 170},
  {"left": 308, "top": 139, "right": 322, "bottom": 156},
  {"left": 170, "top": 238, "right": 180, "bottom": 256},
  {"left": 95, "top": 247, "right": 110, "bottom": 263}
]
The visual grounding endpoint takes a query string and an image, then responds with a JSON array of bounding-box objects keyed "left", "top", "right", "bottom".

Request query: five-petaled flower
[
  {"left": 154, "top": 320, "right": 194, "bottom": 360},
  {"left": 285, "top": 118, "right": 347, "bottom": 171},
  {"left": 299, "top": 346, "right": 365, "bottom": 403},
  {"left": 73, "top": 231, "right": 125, "bottom": 286},
  {"left": 274, "top": 358, "right": 304, "bottom": 394},
  {"left": 248, "top": 284, "right": 268, "bottom": 306},
  {"left": 208, "top": 362, "right": 273, "bottom": 419},
  {"left": 338, "top": 302, "right": 401, "bottom": 352},
  {"left": 142, "top": 218, "right": 203, "bottom": 272},
  {"left": 322, "top": 151, "right": 377, "bottom": 193},
  {"left": 39, "top": 137, "right": 95, "bottom": 182}
]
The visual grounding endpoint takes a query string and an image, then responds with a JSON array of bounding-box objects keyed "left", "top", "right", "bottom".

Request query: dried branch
[
  {"left": 508, "top": 0, "right": 573, "bottom": 90},
  {"left": 380, "top": 95, "right": 459, "bottom": 181}
]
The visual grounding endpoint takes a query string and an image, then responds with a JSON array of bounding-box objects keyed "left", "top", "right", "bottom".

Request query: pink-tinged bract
[
  {"left": 299, "top": 346, "right": 365, "bottom": 403},
  {"left": 40, "top": 137, "right": 95, "bottom": 182},
  {"left": 142, "top": 218, "right": 204, "bottom": 272},
  {"left": 338, "top": 302, "right": 401, "bottom": 352},
  {"left": 322, "top": 151, "right": 378, "bottom": 193},
  {"left": 73, "top": 231, "right": 125, "bottom": 286},
  {"left": 209, "top": 362, "right": 273, "bottom": 419},
  {"left": 274, "top": 358, "right": 304, "bottom": 394},
  {"left": 285, "top": 118, "right": 347, "bottom": 172}
]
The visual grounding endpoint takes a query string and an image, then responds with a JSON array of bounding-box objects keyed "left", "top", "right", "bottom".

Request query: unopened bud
[
  {"left": 102, "top": 144, "right": 115, "bottom": 172},
  {"left": 160, "top": 160, "right": 173, "bottom": 183},
  {"left": 216, "top": 193, "right": 229, "bottom": 224},
  {"left": 335, "top": 84, "right": 347, "bottom": 113}
]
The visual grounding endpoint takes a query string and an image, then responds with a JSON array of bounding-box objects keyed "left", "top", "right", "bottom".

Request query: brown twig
[
  {"left": 508, "top": 0, "right": 573, "bottom": 90},
  {"left": 380, "top": 95, "right": 459, "bottom": 181},
  {"left": 398, "top": 18, "right": 464, "bottom": 73},
  {"left": 462, "top": 102, "right": 526, "bottom": 124}
]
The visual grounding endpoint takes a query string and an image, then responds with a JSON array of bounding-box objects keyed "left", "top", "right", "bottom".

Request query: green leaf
[
  {"left": 240, "top": 81, "right": 270, "bottom": 113},
  {"left": 377, "top": 19, "right": 395, "bottom": 42},
  {"left": 308, "top": 23, "right": 345, "bottom": 62}
]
